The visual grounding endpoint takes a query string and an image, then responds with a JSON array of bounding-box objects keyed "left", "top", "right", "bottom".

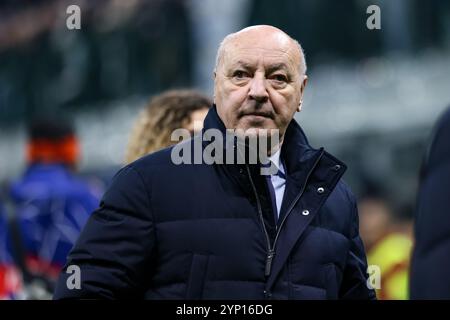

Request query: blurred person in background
[
  {"left": 411, "top": 106, "right": 450, "bottom": 299},
  {"left": 125, "top": 89, "right": 211, "bottom": 164},
  {"left": 359, "top": 195, "right": 413, "bottom": 300},
  {"left": 6, "top": 117, "right": 101, "bottom": 297}
]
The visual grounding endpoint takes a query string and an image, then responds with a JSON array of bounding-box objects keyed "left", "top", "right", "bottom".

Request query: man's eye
[
  {"left": 271, "top": 74, "right": 288, "bottom": 82},
  {"left": 233, "top": 70, "right": 249, "bottom": 79}
]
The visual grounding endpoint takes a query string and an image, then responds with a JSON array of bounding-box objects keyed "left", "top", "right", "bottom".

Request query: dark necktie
[{"left": 262, "top": 162, "right": 279, "bottom": 223}]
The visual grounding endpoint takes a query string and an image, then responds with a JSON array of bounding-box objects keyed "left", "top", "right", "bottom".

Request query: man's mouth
[{"left": 241, "top": 112, "right": 273, "bottom": 119}]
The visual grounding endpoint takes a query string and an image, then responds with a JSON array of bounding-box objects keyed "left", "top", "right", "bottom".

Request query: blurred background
[{"left": 0, "top": 0, "right": 450, "bottom": 299}]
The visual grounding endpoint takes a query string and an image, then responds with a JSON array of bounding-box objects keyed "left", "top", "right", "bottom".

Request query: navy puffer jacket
[
  {"left": 54, "top": 106, "right": 375, "bottom": 300},
  {"left": 410, "top": 107, "right": 450, "bottom": 299}
]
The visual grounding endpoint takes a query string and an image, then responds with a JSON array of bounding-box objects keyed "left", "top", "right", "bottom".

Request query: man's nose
[{"left": 248, "top": 74, "right": 269, "bottom": 103}]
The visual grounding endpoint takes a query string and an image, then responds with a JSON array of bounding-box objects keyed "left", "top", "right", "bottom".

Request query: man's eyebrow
[
  {"left": 266, "top": 63, "right": 289, "bottom": 74},
  {"left": 232, "top": 61, "right": 254, "bottom": 70}
]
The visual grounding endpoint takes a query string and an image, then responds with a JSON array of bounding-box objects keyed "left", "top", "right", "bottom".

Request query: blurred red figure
[{"left": 0, "top": 205, "right": 23, "bottom": 299}]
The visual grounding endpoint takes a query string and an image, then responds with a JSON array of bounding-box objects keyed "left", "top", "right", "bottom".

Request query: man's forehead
[
  {"left": 223, "top": 30, "right": 298, "bottom": 60},
  {"left": 228, "top": 32, "right": 294, "bottom": 54},
  {"left": 215, "top": 26, "right": 306, "bottom": 75},
  {"left": 223, "top": 46, "right": 298, "bottom": 69}
]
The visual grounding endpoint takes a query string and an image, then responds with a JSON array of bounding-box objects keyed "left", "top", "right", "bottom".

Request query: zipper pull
[{"left": 265, "top": 250, "right": 275, "bottom": 277}]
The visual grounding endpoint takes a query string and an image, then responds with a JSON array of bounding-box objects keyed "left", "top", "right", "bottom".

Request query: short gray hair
[{"left": 214, "top": 32, "right": 307, "bottom": 76}]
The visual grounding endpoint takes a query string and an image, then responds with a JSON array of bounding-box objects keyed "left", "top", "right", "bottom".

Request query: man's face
[{"left": 214, "top": 27, "right": 307, "bottom": 142}]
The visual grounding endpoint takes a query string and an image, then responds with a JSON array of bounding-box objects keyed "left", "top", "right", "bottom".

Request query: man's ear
[
  {"left": 297, "top": 75, "right": 308, "bottom": 112},
  {"left": 300, "top": 75, "right": 308, "bottom": 95}
]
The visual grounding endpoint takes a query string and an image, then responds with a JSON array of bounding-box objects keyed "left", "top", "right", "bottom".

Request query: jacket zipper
[
  {"left": 245, "top": 164, "right": 273, "bottom": 276},
  {"left": 245, "top": 148, "right": 325, "bottom": 277}
]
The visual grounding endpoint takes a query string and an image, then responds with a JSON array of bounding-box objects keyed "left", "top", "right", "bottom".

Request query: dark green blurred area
[
  {"left": 0, "top": 0, "right": 448, "bottom": 126},
  {"left": 0, "top": 0, "right": 193, "bottom": 125}
]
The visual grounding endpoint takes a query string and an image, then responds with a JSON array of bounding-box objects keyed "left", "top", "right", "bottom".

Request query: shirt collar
[{"left": 268, "top": 145, "right": 284, "bottom": 174}]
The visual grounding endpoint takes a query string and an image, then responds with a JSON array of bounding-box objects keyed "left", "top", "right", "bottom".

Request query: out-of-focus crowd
[{"left": 0, "top": 89, "right": 211, "bottom": 299}]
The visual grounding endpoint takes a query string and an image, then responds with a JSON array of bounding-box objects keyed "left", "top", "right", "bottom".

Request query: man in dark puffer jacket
[
  {"left": 54, "top": 25, "right": 375, "bottom": 300},
  {"left": 410, "top": 106, "right": 450, "bottom": 299}
]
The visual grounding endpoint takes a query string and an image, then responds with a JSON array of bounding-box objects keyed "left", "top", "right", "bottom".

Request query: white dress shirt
[{"left": 267, "top": 148, "right": 286, "bottom": 219}]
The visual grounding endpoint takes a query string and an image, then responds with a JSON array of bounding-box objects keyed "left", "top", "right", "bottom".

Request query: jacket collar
[{"left": 202, "top": 105, "right": 332, "bottom": 176}]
